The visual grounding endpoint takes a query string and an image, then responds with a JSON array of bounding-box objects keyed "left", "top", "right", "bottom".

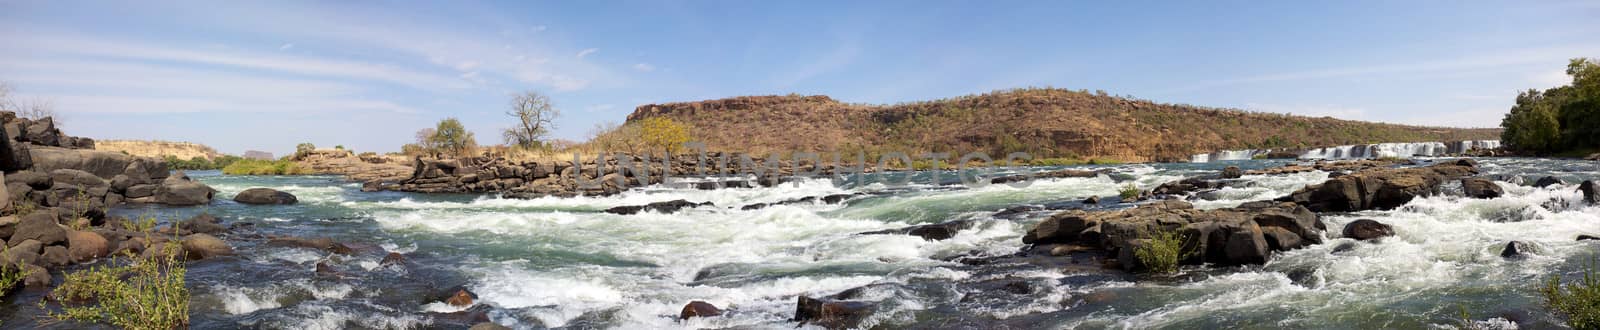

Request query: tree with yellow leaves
[{"left": 638, "top": 117, "right": 691, "bottom": 154}]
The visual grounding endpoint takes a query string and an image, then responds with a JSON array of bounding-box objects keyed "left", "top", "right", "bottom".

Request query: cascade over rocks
[
  {"left": 234, "top": 187, "right": 299, "bottom": 205},
  {"left": 1022, "top": 200, "right": 1323, "bottom": 267},
  {"left": 1279, "top": 161, "right": 1478, "bottom": 212}
]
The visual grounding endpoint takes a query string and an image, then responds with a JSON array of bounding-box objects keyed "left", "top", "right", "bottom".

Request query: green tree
[
  {"left": 429, "top": 118, "right": 477, "bottom": 157},
  {"left": 1500, "top": 58, "right": 1600, "bottom": 154},
  {"left": 294, "top": 143, "right": 316, "bottom": 160}
]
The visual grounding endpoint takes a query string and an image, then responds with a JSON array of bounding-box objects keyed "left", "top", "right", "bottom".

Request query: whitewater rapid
[{"left": 138, "top": 158, "right": 1600, "bottom": 329}]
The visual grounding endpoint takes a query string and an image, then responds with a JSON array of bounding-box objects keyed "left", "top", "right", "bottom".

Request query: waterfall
[{"left": 1190, "top": 149, "right": 1272, "bottom": 163}]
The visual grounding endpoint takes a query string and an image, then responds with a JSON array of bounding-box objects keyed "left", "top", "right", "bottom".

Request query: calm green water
[{"left": 68, "top": 158, "right": 1600, "bottom": 329}]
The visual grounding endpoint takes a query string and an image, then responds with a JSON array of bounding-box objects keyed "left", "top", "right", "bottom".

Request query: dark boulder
[
  {"left": 1578, "top": 235, "right": 1600, "bottom": 241},
  {"left": 233, "top": 188, "right": 299, "bottom": 205},
  {"left": 1460, "top": 178, "right": 1503, "bottom": 199},
  {"left": 680, "top": 301, "right": 723, "bottom": 319},
  {"left": 1023, "top": 200, "right": 1320, "bottom": 266},
  {"left": 1581, "top": 181, "right": 1598, "bottom": 205},
  {"left": 1534, "top": 176, "right": 1564, "bottom": 188},
  {"left": 794, "top": 296, "right": 874, "bottom": 330},
  {"left": 1083, "top": 196, "right": 1100, "bottom": 204},
  {"left": 6, "top": 171, "right": 52, "bottom": 190},
  {"left": 40, "top": 246, "right": 69, "bottom": 267},
  {"left": 604, "top": 200, "right": 713, "bottom": 215},
  {"left": 176, "top": 213, "right": 227, "bottom": 235},
  {"left": 181, "top": 233, "right": 234, "bottom": 260},
  {"left": 1342, "top": 219, "right": 1394, "bottom": 241}
]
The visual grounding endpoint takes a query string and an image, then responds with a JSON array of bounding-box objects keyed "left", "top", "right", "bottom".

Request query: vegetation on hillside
[
  {"left": 625, "top": 89, "right": 1499, "bottom": 162},
  {"left": 221, "top": 159, "right": 310, "bottom": 175},
  {"left": 1501, "top": 58, "right": 1600, "bottom": 155}
]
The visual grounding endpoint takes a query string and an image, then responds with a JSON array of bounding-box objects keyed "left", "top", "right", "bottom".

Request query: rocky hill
[
  {"left": 625, "top": 88, "right": 1502, "bottom": 162},
  {"left": 94, "top": 140, "right": 220, "bottom": 160}
]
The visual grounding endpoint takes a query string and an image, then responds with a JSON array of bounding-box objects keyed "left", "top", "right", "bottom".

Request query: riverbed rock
[
  {"left": 680, "top": 301, "right": 723, "bottom": 319},
  {"left": 468, "top": 323, "right": 512, "bottom": 330},
  {"left": 66, "top": 230, "right": 109, "bottom": 262},
  {"left": 10, "top": 213, "right": 66, "bottom": 247},
  {"left": 6, "top": 170, "right": 51, "bottom": 190},
  {"left": 1342, "top": 219, "right": 1395, "bottom": 241},
  {"left": 1152, "top": 177, "right": 1226, "bottom": 196},
  {"left": 233, "top": 188, "right": 299, "bottom": 205},
  {"left": 1083, "top": 196, "right": 1100, "bottom": 204},
  {"left": 1023, "top": 200, "right": 1322, "bottom": 266},
  {"left": 267, "top": 237, "right": 355, "bottom": 255},
  {"left": 40, "top": 245, "right": 69, "bottom": 267},
  {"left": 181, "top": 233, "right": 233, "bottom": 260},
  {"left": 155, "top": 171, "right": 216, "bottom": 206},
  {"left": 1461, "top": 178, "right": 1503, "bottom": 199},
  {"left": 1581, "top": 181, "right": 1598, "bottom": 205},
  {"left": 177, "top": 213, "right": 227, "bottom": 235},
  {"left": 1221, "top": 166, "right": 1243, "bottom": 179},
  {"left": 1534, "top": 176, "right": 1564, "bottom": 188},
  {"left": 22, "top": 264, "right": 49, "bottom": 287},
  {"left": 1280, "top": 162, "right": 1477, "bottom": 212},
  {"left": 794, "top": 296, "right": 874, "bottom": 330},
  {"left": 381, "top": 252, "right": 407, "bottom": 266},
  {"left": 604, "top": 199, "right": 713, "bottom": 215},
  {"left": 0, "top": 239, "right": 41, "bottom": 266}
]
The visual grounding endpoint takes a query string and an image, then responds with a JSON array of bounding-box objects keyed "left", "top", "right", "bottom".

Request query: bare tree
[
  {"left": 503, "top": 90, "right": 559, "bottom": 150},
  {"left": 0, "top": 81, "right": 61, "bottom": 125}
]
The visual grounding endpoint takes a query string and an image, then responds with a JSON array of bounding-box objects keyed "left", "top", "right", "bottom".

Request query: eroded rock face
[
  {"left": 1022, "top": 200, "right": 1322, "bottom": 267},
  {"left": 234, "top": 188, "right": 299, "bottom": 205},
  {"left": 1280, "top": 161, "right": 1478, "bottom": 212}
]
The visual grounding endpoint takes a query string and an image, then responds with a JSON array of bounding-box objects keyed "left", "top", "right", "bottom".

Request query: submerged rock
[
  {"left": 859, "top": 220, "right": 974, "bottom": 241},
  {"left": 1280, "top": 161, "right": 1477, "bottom": 212},
  {"left": 794, "top": 295, "right": 874, "bottom": 330},
  {"left": 605, "top": 199, "right": 713, "bottom": 215},
  {"left": 1460, "top": 178, "right": 1503, "bottom": 199},
  {"left": 1342, "top": 219, "right": 1395, "bottom": 241},
  {"left": 233, "top": 187, "right": 299, "bottom": 205},
  {"left": 446, "top": 289, "right": 476, "bottom": 307},
  {"left": 267, "top": 236, "right": 355, "bottom": 255},
  {"left": 1501, "top": 241, "right": 1534, "bottom": 259},
  {"left": 1083, "top": 196, "right": 1100, "bottom": 204},
  {"left": 680, "top": 301, "right": 723, "bottom": 319},
  {"left": 1578, "top": 235, "right": 1600, "bottom": 241}
]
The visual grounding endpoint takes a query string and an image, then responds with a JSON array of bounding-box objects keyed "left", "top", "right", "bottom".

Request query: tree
[
  {"left": 638, "top": 117, "right": 691, "bottom": 154},
  {"left": 1500, "top": 58, "right": 1600, "bottom": 154},
  {"left": 503, "top": 90, "right": 559, "bottom": 150},
  {"left": 294, "top": 143, "right": 316, "bottom": 160},
  {"left": 429, "top": 118, "right": 477, "bottom": 157},
  {"left": 0, "top": 80, "right": 60, "bottom": 125}
]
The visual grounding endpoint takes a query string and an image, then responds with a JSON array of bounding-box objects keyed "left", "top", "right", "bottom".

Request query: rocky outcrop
[
  {"left": 1244, "top": 158, "right": 1414, "bottom": 176},
  {"left": 394, "top": 152, "right": 866, "bottom": 198},
  {"left": 233, "top": 188, "right": 298, "bottom": 205},
  {"left": 990, "top": 169, "right": 1102, "bottom": 185},
  {"left": 1341, "top": 219, "right": 1395, "bottom": 241},
  {"left": 295, "top": 149, "right": 412, "bottom": 182},
  {"left": 1460, "top": 178, "right": 1503, "bottom": 199},
  {"left": 150, "top": 171, "right": 216, "bottom": 206},
  {"left": 1022, "top": 200, "right": 1323, "bottom": 268},
  {"left": 0, "top": 112, "right": 215, "bottom": 210},
  {"left": 1279, "top": 160, "right": 1478, "bottom": 212}
]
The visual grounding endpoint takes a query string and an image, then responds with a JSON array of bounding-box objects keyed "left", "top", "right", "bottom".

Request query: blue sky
[{"left": 1, "top": 1, "right": 1597, "bottom": 155}]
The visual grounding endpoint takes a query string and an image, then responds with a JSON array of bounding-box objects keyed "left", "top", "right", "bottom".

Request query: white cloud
[
  {"left": 279, "top": 43, "right": 294, "bottom": 51},
  {"left": 632, "top": 63, "right": 656, "bottom": 72},
  {"left": 576, "top": 48, "right": 599, "bottom": 59},
  {"left": 1528, "top": 69, "right": 1571, "bottom": 88}
]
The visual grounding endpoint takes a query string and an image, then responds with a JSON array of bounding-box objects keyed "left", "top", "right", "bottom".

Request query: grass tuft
[
  {"left": 1543, "top": 261, "right": 1600, "bottom": 330},
  {"left": 1119, "top": 183, "right": 1141, "bottom": 200},
  {"left": 1134, "top": 227, "right": 1188, "bottom": 274},
  {"left": 45, "top": 216, "right": 189, "bottom": 330}
]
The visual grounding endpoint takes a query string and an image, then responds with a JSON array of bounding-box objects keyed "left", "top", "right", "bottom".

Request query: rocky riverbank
[{"left": 382, "top": 152, "right": 880, "bottom": 198}]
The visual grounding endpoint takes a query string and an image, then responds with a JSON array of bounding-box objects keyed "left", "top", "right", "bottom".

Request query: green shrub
[
  {"left": 1119, "top": 183, "right": 1141, "bottom": 200},
  {"left": 46, "top": 236, "right": 188, "bottom": 329},
  {"left": 1543, "top": 262, "right": 1600, "bottom": 329},
  {"left": 221, "top": 159, "right": 311, "bottom": 175},
  {"left": 0, "top": 258, "right": 29, "bottom": 297},
  {"left": 1135, "top": 228, "right": 1188, "bottom": 274}
]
